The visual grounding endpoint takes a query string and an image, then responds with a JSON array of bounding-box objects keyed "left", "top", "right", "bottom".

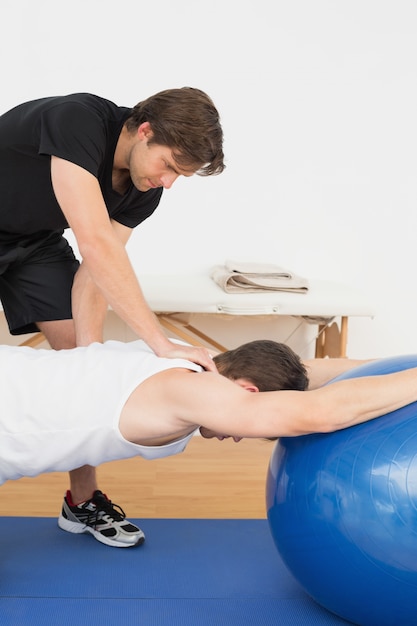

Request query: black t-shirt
[{"left": 0, "top": 93, "right": 163, "bottom": 242}]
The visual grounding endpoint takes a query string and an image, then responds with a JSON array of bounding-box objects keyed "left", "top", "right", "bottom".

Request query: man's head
[
  {"left": 200, "top": 340, "right": 309, "bottom": 442},
  {"left": 213, "top": 340, "right": 309, "bottom": 392},
  {"left": 125, "top": 87, "right": 225, "bottom": 177}
]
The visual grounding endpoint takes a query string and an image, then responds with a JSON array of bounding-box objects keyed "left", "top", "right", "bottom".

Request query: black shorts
[{"left": 0, "top": 231, "right": 80, "bottom": 335}]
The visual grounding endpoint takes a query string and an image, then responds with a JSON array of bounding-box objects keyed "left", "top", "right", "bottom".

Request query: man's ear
[
  {"left": 234, "top": 378, "right": 259, "bottom": 393},
  {"left": 137, "top": 121, "right": 153, "bottom": 140}
]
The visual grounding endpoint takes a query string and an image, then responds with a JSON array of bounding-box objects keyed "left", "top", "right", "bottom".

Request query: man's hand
[{"left": 160, "top": 342, "right": 218, "bottom": 372}]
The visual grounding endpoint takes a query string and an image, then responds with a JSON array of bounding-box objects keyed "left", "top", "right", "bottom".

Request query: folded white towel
[{"left": 210, "top": 260, "right": 309, "bottom": 294}]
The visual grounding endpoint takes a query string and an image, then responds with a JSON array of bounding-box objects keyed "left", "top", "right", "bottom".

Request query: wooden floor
[{"left": 0, "top": 437, "right": 275, "bottom": 519}]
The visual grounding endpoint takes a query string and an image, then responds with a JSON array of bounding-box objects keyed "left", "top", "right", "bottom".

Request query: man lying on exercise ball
[{"left": 1, "top": 338, "right": 414, "bottom": 547}]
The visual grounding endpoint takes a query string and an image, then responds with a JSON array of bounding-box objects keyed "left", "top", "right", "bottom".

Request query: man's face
[{"left": 128, "top": 124, "right": 196, "bottom": 192}]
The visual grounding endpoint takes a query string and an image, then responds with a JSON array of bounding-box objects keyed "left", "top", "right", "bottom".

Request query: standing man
[{"left": 0, "top": 87, "right": 225, "bottom": 547}]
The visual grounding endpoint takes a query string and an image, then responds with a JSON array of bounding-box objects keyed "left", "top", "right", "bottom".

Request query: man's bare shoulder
[{"left": 119, "top": 367, "right": 245, "bottom": 438}]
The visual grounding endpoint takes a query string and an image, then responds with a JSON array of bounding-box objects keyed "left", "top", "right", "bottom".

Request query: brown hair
[
  {"left": 214, "top": 340, "right": 309, "bottom": 442},
  {"left": 214, "top": 340, "right": 309, "bottom": 392},
  {"left": 125, "top": 87, "right": 225, "bottom": 176}
]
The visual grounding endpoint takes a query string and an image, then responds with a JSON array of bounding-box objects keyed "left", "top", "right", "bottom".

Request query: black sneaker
[{"left": 58, "top": 490, "right": 145, "bottom": 548}]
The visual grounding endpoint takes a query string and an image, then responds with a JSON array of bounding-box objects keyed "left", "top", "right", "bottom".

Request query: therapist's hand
[{"left": 160, "top": 342, "right": 218, "bottom": 372}]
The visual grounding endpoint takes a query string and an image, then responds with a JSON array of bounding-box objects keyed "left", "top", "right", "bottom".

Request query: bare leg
[
  {"left": 67, "top": 465, "right": 98, "bottom": 503},
  {"left": 37, "top": 319, "right": 98, "bottom": 503}
]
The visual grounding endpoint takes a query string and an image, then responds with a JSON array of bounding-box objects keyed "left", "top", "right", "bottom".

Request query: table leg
[{"left": 315, "top": 317, "right": 348, "bottom": 358}]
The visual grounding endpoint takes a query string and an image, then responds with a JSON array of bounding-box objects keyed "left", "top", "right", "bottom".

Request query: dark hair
[
  {"left": 125, "top": 87, "right": 225, "bottom": 176},
  {"left": 213, "top": 340, "right": 309, "bottom": 392},
  {"left": 214, "top": 340, "right": 309, "bottom": 442}
]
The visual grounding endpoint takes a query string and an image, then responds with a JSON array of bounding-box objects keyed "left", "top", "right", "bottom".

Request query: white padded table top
[
  {"left": 137, "top": 274, "right": 375, "bottom": 318},
  {"left": 0, "top": 275, "right": 375, "bottom": 318}
]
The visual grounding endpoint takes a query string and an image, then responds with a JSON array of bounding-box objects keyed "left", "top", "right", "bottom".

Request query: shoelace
[{"left": 89, "top": 495, "right": 127, "bottom": 526}]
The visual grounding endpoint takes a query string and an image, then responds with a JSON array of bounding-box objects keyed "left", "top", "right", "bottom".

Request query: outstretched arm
[
  {"left": 303, "top": 357, "right": 374, "bottom": 389},
  {"left": 139, "top": 365, "right": 417, "bottom": 441},
  {"left": 51, "top": 157, "right": 216, "bottom": 370}
]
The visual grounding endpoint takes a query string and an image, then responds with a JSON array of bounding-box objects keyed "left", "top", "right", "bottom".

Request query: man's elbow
[{"left": 77, "top": 232, "right": 115, "bottom": 265}]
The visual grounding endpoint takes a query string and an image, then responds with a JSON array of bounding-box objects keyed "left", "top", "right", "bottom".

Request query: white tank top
[{"left": 0, "top": 340, "right": 201, "bottom": 484}]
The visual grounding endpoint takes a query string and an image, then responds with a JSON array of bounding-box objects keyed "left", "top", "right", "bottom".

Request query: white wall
[{"left": 2, "top": 0, "right": 417, "bottom": 358}]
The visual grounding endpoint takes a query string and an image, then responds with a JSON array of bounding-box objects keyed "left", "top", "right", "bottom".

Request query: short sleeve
[{"left": 38, "top": 102, "right": 106, "bottom": 177}]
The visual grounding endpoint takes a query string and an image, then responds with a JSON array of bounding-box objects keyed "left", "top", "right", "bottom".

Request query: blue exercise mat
[{"left": 0, "top": 517, "right": 354, "bottom": 625}]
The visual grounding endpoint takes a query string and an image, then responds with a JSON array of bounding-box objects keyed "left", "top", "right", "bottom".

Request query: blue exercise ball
[{"left": 266, "top": 355, "right": 417, "bottom": 626}]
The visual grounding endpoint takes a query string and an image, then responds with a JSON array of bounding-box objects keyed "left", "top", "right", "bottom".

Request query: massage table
[
  {"left": 0, "top": 274, "right": 375, "bottom": 358},
  {"left": 136, "top": 274, "right": 375, "bottom": 358}
]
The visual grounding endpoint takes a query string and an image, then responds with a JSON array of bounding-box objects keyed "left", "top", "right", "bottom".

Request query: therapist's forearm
[{"left": 76, "top": 233, "right": 172, "bottom": 354}]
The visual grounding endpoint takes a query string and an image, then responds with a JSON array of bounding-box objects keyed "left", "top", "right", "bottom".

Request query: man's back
[{"left": 0, "top": 340, "right": 201, "bottom": 483}]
